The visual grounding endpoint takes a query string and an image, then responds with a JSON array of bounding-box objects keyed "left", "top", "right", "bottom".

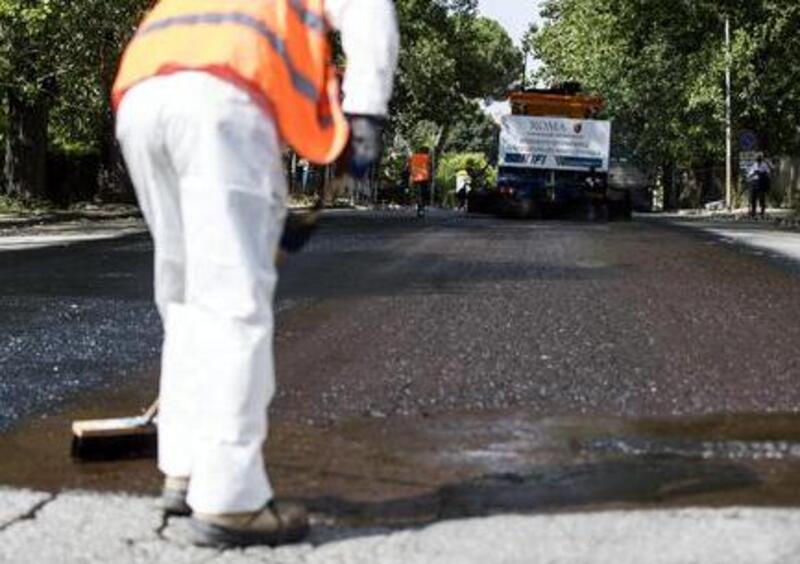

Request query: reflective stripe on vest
[
  {"left": 113, "top": 0, "right": 349, "bottom": 165},
  {"left": 137, "top": 12, "right": 320, "bottom": 102}
]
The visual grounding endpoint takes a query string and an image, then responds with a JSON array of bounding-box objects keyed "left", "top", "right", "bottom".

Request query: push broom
[{"left": 71, "top": 203, "right": 323, "bottom": 461}]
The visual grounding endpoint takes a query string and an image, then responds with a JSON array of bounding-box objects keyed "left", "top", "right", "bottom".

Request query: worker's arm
[{"left": 325, "top": 0, "right": 399, "bottom": 117}]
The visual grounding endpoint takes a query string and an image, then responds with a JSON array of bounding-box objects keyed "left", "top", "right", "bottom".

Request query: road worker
[
  {"left": 409, "top": 147, "right": 433, "bottom": 217},
  {"left": 112, "top": 0, "right": 398, "bottom": 547}
]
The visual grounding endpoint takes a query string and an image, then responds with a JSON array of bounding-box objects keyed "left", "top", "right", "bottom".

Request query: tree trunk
[
  {"left": 4, "top": 92, "right": 49, "bottom": 202},
  {"left": 95, "top": 111, "right": 135, "bottom": 203},
  {"left": 661, "top": 162, "right": 677, "bottom": 210},
  {"left": 95, "top": 30, "right": 135, "bottom": 204},
  {"left": 431, "top": 124, "right": 449, "bottom": 205}
]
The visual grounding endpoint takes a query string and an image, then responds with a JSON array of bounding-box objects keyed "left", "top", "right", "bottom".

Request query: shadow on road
[
  {"left": 279, "top": 250, "right": 622, "bottom": 300},
  {"left": 301, "top": 457, "right": 759, "bottom": 528}
]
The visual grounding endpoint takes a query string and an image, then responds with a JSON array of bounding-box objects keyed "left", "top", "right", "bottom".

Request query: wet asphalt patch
[
  {"left": 4, "top": 211, "right": 800, "bottom": 527},
  {"left": 2, "top": 389, "right": 800, "bottom": 529}
]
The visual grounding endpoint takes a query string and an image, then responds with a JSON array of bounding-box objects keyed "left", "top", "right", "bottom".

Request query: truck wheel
[
  {"left": 609, "top": 195, "right": 633, "bottom": 221},
  {"left": 582, "top": 200, "right": 607, "bottom": 222},
  {"left": 608, "top": 191, "right": 633, "bottom": 221},
  {"left": 621, "top": 193, "right": 633, "bottom": 220},
  {"left": 594, "top": 202, "right": 609, "bottom": 222},
  {"left": 515, "top": 200, "right": 534, "bottom": 219}
]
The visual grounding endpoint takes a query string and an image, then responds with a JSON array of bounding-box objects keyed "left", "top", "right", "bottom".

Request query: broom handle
[{"left": 143, "top": 399, "right": 159, "bottom": 424}]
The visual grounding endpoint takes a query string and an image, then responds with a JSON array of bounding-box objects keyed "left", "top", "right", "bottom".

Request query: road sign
[
  {"left": 499, "top": 115, "right": 612, "bottom": 172},
  {"left": 739, "top": 130, "right": 759, "bottom": 152}
]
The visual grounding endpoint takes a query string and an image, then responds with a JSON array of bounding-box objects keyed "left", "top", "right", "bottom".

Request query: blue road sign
[{"left": 739, "top": 130, "right": 759, "bottom": 152}]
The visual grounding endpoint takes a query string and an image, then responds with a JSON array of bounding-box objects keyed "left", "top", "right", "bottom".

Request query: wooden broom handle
[{"left": 143, "top": 399, "right": 160, "bottom": 424}]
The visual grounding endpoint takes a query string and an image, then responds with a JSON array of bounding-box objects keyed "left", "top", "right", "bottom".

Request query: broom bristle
[{"left": 71, "top": 428, "right": 157, "bottom": 461}]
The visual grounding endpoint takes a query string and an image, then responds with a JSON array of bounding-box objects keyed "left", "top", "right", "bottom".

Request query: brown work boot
[
  {"left": 159, "top": 476, "right": 191, "bottom": 517},
  {"left": 190, "top": 501, "right": 309, "bottom": 548}
]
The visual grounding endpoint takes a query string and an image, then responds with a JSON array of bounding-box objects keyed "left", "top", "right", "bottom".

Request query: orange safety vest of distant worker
[
  {"left": 409, "top": 153, "right": 432, "bottom": 183},
  {"left": 112, "top": 0, "right": 349, "bottom": 165}
]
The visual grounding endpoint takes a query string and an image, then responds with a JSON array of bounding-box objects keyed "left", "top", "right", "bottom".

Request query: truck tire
[
  {"left": 513, "top": 200, "right": 534, "bottom": 219},
  {"left": 621, "top": 192, "right": 633, "bottom": 220},
  {"left": 609, "top": 192, "right": 633, "bottom": 221},
  {"left": 581, "top": 199, "right": 608, "bottom": 222},
  {"left": 594, "top": 201, "right": 609, "bottom": 222}
]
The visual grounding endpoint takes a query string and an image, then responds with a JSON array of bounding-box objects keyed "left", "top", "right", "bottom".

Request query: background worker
[
  {"left": 112, "top": 0, "right": 398, "bottom": 548},
  {"left": 456, "top": 168, "right": 471, "bottom": 210},
  {"left": 747, "top": 154, "right": 772, "bottom": 218},
  {"left": 409, "top": 147, "right": 433, "bottom": 217}
]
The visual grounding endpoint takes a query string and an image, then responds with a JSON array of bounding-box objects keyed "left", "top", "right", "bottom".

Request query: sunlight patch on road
[
  {"left": 681, "top": 223, "right": 800, "bottom": 264},
  {"left": 0, "top": 228, "right": 146, "bottom": 251}
]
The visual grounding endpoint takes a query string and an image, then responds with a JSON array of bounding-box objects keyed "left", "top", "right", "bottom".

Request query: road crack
[
  {"left": 155, "top": 512, "right": 170, "bottom": 540},
  {"left": 0, "top": 492, "right": 58, "bottom": 533}
]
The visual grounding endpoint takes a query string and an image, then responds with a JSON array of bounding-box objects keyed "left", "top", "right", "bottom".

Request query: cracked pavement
[{"left": 2, "top": 488, "right": 800, "bottom": 563}]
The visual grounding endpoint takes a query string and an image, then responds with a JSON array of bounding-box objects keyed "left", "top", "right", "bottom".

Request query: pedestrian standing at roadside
[
  {"left": 456, "top": 169, "right": 471, "bottom": 210},
  {"left": 112, "top": 0, "right": 398, "bottom": 548},
  {"left": 747, "top": 154, "right": 772, "bottom": 218}
]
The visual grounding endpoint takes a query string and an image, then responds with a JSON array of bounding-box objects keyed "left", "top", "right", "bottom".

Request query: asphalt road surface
[
  {"left": 3, "top": 210, "right": 800, "bottom": 522},
  {"left": 274, "top": 211, "right": 800, "bottom": 424}
]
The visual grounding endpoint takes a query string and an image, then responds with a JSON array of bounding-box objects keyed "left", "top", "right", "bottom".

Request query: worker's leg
[
  {"left": 750, "top": 187, "right": 757, "bottom": 217},
  {"left": 759, "top": 188, "right": 767, "bottom": 217},
  {"left": 115, "top": 78, "right": 196, "bottom": 479},
  {"left": 162, "top": 73, "right": 287, "bottom": 514}
]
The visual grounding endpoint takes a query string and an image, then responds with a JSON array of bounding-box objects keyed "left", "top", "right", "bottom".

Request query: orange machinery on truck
[{"left": 494, "top": 84, "right": 631, "bottom": 219}]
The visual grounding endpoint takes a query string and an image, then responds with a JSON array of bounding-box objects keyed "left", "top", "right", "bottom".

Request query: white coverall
[{"left": 116, "top": 0, "right": 398, "bottom": 515}]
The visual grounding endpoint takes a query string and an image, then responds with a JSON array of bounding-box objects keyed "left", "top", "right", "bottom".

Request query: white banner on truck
[{"left": 499, "top": 115, "right": 612, "bottom": 172}]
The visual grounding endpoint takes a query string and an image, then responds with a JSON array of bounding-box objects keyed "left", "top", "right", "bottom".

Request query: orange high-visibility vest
[
  {"left": 409, "top": 153, "right": 431, "bottom": 183},
  {"left": 112, "top": 0, "right": 349, "bottom": 165}
]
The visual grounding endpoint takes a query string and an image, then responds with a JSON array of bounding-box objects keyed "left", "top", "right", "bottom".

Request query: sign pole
[{"left": 725, "top": 15, "right": 733, "bottom": 210}]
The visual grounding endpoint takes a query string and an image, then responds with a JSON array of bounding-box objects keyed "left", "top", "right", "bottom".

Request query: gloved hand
[
  {"left": 279, "top": 209, "right": 320, "bottom": 254},
  {"left": 344, "top": 114, "right": 385, "bottom": 179}
]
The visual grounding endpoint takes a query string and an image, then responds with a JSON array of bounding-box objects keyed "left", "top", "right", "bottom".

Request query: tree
[
  {"left": 531, "top": 0, "right": 800, "bottom": 207},
  {"left": 0, "top": 0, "right": 59, "bottom": 200},
  {"left": 387, "top": 0, "right": 522, "bottom": 187},
  {"left": 443, "top": 101, "right": 499, "bottom": 159},
  {"left": 0, "top": 0, "right": 523, "bottom": 205},
  {"left": 0, "top": 0, "right": 147, "bottom": 202}
]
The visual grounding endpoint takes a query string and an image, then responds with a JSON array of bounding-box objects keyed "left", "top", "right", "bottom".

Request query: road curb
[
  {"left": 0, "top": 209, "right": 142, "bottom": 231},
  {"left": 654, "top": 211, "right": 800, "bottom": 232}
]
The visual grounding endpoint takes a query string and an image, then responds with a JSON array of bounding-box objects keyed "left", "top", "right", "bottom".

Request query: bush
[{"left": 435, "top": 152, "right": 496, "bottom": 202}]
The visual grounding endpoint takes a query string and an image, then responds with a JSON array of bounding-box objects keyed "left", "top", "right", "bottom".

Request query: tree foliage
[
  {"left": 389, "top": 0, "right": 522, "bottom": 158},
  {"left": 0, "top": 0, "right": 145, "bottom": 135},
  {"left": 531, "top": 0, "right": 800, "bottom": 173},
  {"left": 435, "top": 151, "right": 496, "bottom": 196},
  {"left": 0, "top": 0, "right": 522, "bottom": 202},
  {"left": 0, "top": 0, "right": 147, "bottom": 200}
]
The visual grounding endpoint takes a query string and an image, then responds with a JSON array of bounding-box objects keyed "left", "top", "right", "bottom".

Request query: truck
[{"left": 494, "top": 85, "right": 631, "bottom": 220}]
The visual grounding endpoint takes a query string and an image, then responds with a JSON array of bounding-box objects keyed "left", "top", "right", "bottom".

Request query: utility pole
[
  {"left": 725, "top": 15, "right": 733, "bottom": 210},
  {"left": 431, "top": 126, "right": 444, "bottom": 207},
  {"left": 522, "top": 48, "right": 529, "bottom": 90}
]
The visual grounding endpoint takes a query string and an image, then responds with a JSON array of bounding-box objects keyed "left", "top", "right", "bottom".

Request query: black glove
[
  {"left": 344, "top": 114, "right": 385, "bottom": 179},
  {"left": 280, "top": 209, "right": 320, "bottom": 254}
]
